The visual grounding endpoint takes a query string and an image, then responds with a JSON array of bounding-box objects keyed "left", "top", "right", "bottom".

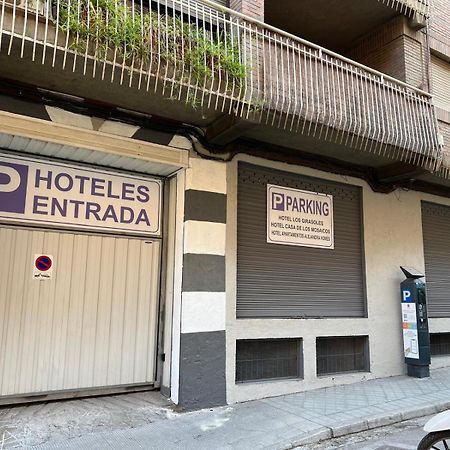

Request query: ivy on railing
[{"left": 56, "top": 0, "right": 247, "bottom": 100}]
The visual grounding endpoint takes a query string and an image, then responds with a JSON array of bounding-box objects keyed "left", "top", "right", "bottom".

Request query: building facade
[{"left": 0, "top": 0, "right": 450, "bottom": 409}]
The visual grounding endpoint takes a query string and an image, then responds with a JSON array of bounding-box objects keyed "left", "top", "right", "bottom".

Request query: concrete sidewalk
[{"left": 4, "top": 366, "right": 450, "bottom": 449}]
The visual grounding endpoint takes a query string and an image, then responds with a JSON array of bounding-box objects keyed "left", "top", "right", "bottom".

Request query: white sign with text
[
  {"left": 402, "top": 302, "right": 419, "bottom": 360},
  {"left": 0, "top": 155, "right": 162, "bottom": 236},
  {"left": 267, "top": 184, "right": 334, "bottom": 249}
]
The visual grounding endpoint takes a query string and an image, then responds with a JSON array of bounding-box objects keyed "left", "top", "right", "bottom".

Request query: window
[
  {"left": 431, "top": 55, "right": 450, "bottom": 111},
  {"left": 236, "top": 339, "right": 303, "bottom": 383},
  {"left": 316, "top": 336, "right": 369, "bottom": 376}
]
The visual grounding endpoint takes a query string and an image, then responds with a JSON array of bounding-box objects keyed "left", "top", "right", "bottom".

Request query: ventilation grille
[
  {"left": 430, "top": 333, "right": 450, "bottom": 356},
  {"left": 236, "top": 339, "right": 302, "bottom": 383},
  {"left": 316, "top": 336, "right": 369, "bottom": 375}
]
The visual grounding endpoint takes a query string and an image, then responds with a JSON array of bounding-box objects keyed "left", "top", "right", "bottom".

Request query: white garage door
[{"left": 0, "top": 226, "right": 161, "bottom": 397}]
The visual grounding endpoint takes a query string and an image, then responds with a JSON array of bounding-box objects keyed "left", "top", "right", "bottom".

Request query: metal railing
[
  {"left": 377, "top": 0, "right": 429, "bottom": 17},
  {"left": 0, "top": 0, "right": 442, "bottom": 172}
]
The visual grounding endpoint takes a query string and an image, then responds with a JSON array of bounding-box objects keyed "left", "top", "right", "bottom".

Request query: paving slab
[{"left": 1, "top": 366, "right": 450, "bottom": 449}]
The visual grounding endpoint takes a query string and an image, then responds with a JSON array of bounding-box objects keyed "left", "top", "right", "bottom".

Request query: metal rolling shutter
[
  {"left": 237, "top": 162, "right": 366, "bottom": 319},
  {"left": 422, "top": 202, "right": 450, "bottom": 318},
  {"left": 431, "top": 55, "right": 450, "bottom": 111},
  {"left": 0, "top": 226, "right": 160, "bottom": 397}
]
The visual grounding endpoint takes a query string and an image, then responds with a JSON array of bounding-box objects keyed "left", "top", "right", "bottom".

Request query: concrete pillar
[
  {"left": 178, "top": 158, "right": 228, "bottom": 409},
  {"left": 229, "top": 0, "right": 264, "bottom": 21}
]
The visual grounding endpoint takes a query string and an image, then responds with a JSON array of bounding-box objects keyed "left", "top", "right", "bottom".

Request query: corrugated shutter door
[
  {"left": 237, "top": 163, "right": 366, "bottom": 318},
  {"left": 0, "top": 226, "right": 160, "bottom": 397},
  {"left": 431, "top": 55, "right": 450, "bottom": 111},
  {"left": 422, "top": 202, "right": 450, "bottom": 318}
]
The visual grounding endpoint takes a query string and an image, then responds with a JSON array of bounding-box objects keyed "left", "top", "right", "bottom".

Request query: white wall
[
  {"left": 225, "top": 154, "right": 450, "bottom": 404},
  {"left": 169, "top": 171, "right": 185, "bottom": 404}
]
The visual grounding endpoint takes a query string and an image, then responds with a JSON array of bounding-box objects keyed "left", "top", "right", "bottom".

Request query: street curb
[
  {"left": 332, "top": 419, "right": 368, "bottom": 438},
  {"left": 287, "top": 428, "right": 333, "bottom": 448},
  {"left": 275, "top": 400, "right": 450, "bottom": 449}
]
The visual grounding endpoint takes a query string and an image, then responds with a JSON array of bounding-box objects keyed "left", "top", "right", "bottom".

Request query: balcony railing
[
  {"left": 377, "top": 0, "right": 429, "bottom": 17},
  {"left": 0, "top": 0, "right": 443, "bottom": 173}
]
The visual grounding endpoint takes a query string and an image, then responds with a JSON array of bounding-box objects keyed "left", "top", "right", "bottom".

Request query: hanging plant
[{"left": 55, "top": 0, "right": 248, "bottom": 99}]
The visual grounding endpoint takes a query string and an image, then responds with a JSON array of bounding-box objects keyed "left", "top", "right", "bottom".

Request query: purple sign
[{"left": 0, "top": 161, "right": 29, "bottom": 214}]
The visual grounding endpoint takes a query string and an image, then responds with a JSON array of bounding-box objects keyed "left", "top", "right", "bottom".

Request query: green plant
[{"left": 57, "top": 0, "right": 248, "bottom": 107}]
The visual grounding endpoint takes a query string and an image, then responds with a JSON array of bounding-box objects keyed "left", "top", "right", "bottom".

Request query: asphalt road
[{"left": 297, "top": 415, "right": 430, "bottom": 450}]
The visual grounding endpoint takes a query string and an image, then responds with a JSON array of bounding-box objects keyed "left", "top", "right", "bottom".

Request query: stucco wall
[{"left": 225, "top": 154, "right": 450, "bottom": 404}]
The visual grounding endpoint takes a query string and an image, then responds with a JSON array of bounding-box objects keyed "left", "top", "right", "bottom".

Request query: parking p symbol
[
  {"left": 0, "top": 166, "right": 21, "bottom": 193},
  {"left": 272, "top": 192, "right": 285, "bottom": 211},
  {"left": 0, "top": 161, "right": 29, "bottom": 214},
  {"left": 402, "top": 290, "right": 412, "bottom": 302}
]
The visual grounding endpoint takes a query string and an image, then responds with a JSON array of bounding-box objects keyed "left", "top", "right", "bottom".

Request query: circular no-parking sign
[{"left": 35, "top": 255, "right": 53, "bottom": 272}]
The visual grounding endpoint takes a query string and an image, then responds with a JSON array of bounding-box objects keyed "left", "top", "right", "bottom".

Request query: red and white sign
[{"left": 33, "top": 254, "right": 54, "bottom": 280}]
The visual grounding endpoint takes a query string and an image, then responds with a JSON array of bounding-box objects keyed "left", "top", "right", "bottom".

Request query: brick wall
[
  {"left": 403, "top": 33, "right": 427, "bottom": 89},
  {"left": 229, "top": 0, "right": 264, "bottom": 20},
  {"left": 344, "top": 17, "right": 407, "bottom": 81},
  {"left": 429, "top": 0, "right": 450, "bottom": 58},
  {"left": 428, "top": 1, "right": 450, "bottom": 160},
  {"left": 344, "top": 16, "right": 427, "bottom": 90}
]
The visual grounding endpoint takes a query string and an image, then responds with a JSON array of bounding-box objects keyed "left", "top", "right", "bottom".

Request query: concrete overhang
[
  {"left": 265, "top": 0, "right": 421, "bottom": 52},
  {"left": 0, "top": 111, "right": 189, "bottom": 177}
]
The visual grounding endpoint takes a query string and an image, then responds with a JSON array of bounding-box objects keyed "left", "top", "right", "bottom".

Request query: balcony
[
  {"left": 379, "top": 0, "right": 428, "bottom": 17},
  {"left": 264, "top": 0, "right": 428, "bottom": 53},
  {"left": 0, "top": 0, "right": 444, "bottom": 179}
]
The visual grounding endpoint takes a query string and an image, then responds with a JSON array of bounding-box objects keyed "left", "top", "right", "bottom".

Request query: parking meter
[{"left": 400, "top": 266, "right": 430, "bottom": 378}]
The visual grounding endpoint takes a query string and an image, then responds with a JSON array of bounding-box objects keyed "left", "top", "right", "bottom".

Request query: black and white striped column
[{"left": 178, "top": 158, "right": 227, "bottom": 409}]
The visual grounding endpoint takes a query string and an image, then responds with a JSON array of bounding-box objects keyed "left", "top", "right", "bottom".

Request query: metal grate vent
[
  {"left": 316, "top": 336, "right": 369, "bottom": 376},
  {"left": 430, "top": 333, "right": 450, "bottom": 356},
  {"left": 236, "top": 339, "right": 303, "bottom": 383}
]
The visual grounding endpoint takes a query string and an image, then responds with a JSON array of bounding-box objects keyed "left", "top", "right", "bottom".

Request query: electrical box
[{"left": 400, "top": 266, "right": 431, "bottom": 378}]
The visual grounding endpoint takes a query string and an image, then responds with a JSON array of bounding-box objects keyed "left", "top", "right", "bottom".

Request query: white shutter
[
  {"left": 431, "top": 55, "right": 450, "bottom": 112},
  {"left": 0, "top": 226, "right": 161, "bottom": 397}
]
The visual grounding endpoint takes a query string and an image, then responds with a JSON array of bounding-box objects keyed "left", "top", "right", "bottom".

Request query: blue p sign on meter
[{"left": 402, "top": 289, "right": 412, "bottom": 302}]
